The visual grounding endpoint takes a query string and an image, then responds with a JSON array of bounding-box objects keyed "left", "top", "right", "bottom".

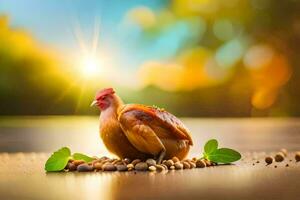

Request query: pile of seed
[
  {"left": 264, "top": 149, "right": 300, "bottom": 166},
  {"left": 65, "top": 156, "right": 217, "bottom": 172}
]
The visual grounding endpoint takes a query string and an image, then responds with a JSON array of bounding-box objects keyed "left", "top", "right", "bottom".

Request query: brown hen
[{"left": 91, "top": 88, "right": 193, "bottom": 163}]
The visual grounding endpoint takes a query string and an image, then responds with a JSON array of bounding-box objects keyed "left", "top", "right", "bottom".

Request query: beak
[{"left": 90, "top": 100, "right": 98, "bottom": 107}]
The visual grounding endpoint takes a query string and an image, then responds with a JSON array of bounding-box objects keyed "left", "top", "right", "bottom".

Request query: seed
[
  {"left": 204, "top": 160, "right": 212, "bottom": 167},
  {"left": 77, "top": 163, "right": 93, "bottom": 172},
  {"left": 146, "top": 159, "right": 156, "bottom": 166},
  {"left": 192, "top": 157, "right": 197, "bottom": 162},
  {"left": 295, "top": 152, "right": 300, "bottom": 162},
  {"left": 275, "top": 152, "right": 284, "bottom": 162},
  {"left": 285, "top": 164, "right": 289, "bottom": 167},
  {"left": 131, "top": 159, "right": 141, "bottom": 166},
  {"left": 256, "top": 161, "right": 260, "bottom": 163},
  {"left": 116, "top": 164, "right": 128, "bottom": 171},
  {"left": 128, "top": 167, "right": 134, "bottom": 171},
  {"left": 174, "top": 162, "right": 183, "bottom": 170},
  {"left": 66, "top": 162, "right": 77, "bottom": 171},
  {"left": 161, "top": 164, "right": 168, "bottom": 170},
  {"left": 134, "top": 162, "right": 148, "bottom": 171},
  {"left": 170, "top": 166, "right": 175, "bottom": 170},
  {"left": 102, "top": 163, "right": 117, "bottom": 171},
  {"left": 162, "top": 160, "right": 167, "bottom": 166},
  {"left": 265, "top": 156, "right": 273, "bottom": 165},
  {"left": 274, "top": 165, "right": 277, "bottom": 168},
  {"left": 280, "top": 148, "right": 288, "bottom": 157},
  {"left": 148, "top": 166, "right": 156, "bottom": 171},
  {"left": 93, "top": 162, "right": 102, "bottom": 170},
  {"left": 182, "top": 161, "right": 190, "bottom": 169},
  {"left": 127, "top": 164, "right": 134, "bottom": 169},
  {"left": 123, "top": 158, "right": 131, "bottom": 164},
  {"left": 279, "top": 148, "right": 288, "bottom": 157},
  {"left": 73, "top": 160, "right": 85, "bottom": 166},
  {"left": 196, "top": 160, "right": 206, "bottom": 168},
  {"left": 172, "top": 157, "right": 180, "bottom": 163},
  {"left": 100, "top": 160, "right": 110, "bottom": 165},
  {"left": 155, "top": 164, "right": 165, "bottom": 171},
  {"left": 164, "top": 160, "right": 174, "bottom": 168},
  {"left": 189, "top": 162, "right": 196, "bottom": 168}
]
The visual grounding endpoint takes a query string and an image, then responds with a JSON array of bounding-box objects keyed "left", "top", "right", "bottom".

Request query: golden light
[{"left": 80, "top": 55, "right": 101, "bottom": 78}]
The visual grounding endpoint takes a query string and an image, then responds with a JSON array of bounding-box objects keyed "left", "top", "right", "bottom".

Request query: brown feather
[{"left": 118, "top": 104, "right": 193, "bottom": 145}]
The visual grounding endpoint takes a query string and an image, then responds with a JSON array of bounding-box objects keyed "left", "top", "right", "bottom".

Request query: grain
[
  {"left": 161, "top": 164, "right": 168, "bottom": 170},
  {"left": 116, "top": 164, "right": 128, "bottom": 171},
  {"left": 171, "top": 157, "right": 180, "bottom": 163},
  {"left": 196, "top": 160, "right": 206, "bottom": 168},
  {"left": 135, "top": 162, "right": 148, "bottom": 171},
  {"left": 77, "top": 164, "right": 93, "bottom": 172},
  {"left": 295, "top": 152, "right": 300, "bottom": 162},
  {"left": 275, "top": 152, "right": 284, "bottom": 162},
  {"left": 204, "top": 160, "right": 212, "bottom": 167},
  {"left": 102, "top": 163, "right": 117, "bottom": 171},
  {"left": 174, "top": 162, "right": 183, "bottom": 170},
  {"left": 280, "top": 148, "right": 288, "bottom": 157},
  {"left": 164, "top": 160, "right": 174, "bottom": 168},
  {"left": 265, "top": 156, "right": 273, "bottom": 165},
  {"left": 66, "top": 162, "right": 77, "bottom": 171},
  {"left": 182, "top": 161, "right": 191, "bottom": 169},
  {"left": 189, "top": 161, "right": 196, "bottom": 168},
  {"left": 155, "top": 165, "right": 165, "bottom": 171},
  {"left": 148, "top": 166, "right": 156, "bottom": 172},
  {"left": 146, "top": 159, "right": 156, "bottom": 166},
  {"left": 93, "top": 162, "right": 102, "bottom": 170},
  {"left": 123, "top": 158, "right": 131, "bottom": 164},
  {"left": 131, "top": 159, "right": 141, "bottom": 166},
  {"left": 73, "top": 160, "right": 85, "bottom": 166}
]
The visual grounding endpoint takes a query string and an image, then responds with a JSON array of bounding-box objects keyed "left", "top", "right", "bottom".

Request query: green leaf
[
  {"left": 45, "top": 147, "right": 71, "bottom": 172},
  {"left": 207, "top": 148, "right": 241, "bottom": 164},
  {"left": 73, "top": 153, "right": 94, "bottom": 162},
  {"left": 204, "top": 139, "right": 218, "bottom": 154}
]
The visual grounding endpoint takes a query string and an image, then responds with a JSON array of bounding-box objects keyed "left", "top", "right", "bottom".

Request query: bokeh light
[{"left": 0, "top": 0, "right": 299, "bottom": 117}]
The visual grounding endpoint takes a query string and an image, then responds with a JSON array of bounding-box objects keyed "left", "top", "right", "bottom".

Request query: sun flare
[{"left": 80, "top": 55, "right": 101, "bottom": 77}]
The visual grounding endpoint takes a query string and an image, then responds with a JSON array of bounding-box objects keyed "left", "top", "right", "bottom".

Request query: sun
[{"left": 80, "top": 55, "right": 101, "bottom": 78}]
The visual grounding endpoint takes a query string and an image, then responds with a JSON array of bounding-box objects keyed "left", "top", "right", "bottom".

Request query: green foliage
[
  {"left": 204, "top": 139, "right": 218, "bottom": 155},
  {"left": 44, "top": 147, "right": 71, "bottom": 172},
  {"left": 203, "top": 139, "right": 241, "bottom": 164},
  {"left": 44, "top": 147, "right": 94, "bottom": 172},
  {"left": 206, "top": 148, "right": 241, "bottom": 164},
  {"left": 73, "top": 153, "right": 94, "bottom": 163}
]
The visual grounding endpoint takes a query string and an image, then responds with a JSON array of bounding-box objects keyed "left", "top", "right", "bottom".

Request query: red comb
[{"left": 95, "top": 88, "right": 115, "bottom": 100}]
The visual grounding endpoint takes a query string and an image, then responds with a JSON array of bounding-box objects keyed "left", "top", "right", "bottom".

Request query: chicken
[{"left": 91, "top": 88, "right": 193, "bottom": 163}]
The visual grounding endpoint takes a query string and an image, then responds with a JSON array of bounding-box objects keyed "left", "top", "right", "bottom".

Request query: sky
[
  {"left": 0, "top": 0, "right": 163, "bottom": 49},
  {"left": 0, "top": 0, "right": 180, "bottom": 71}
]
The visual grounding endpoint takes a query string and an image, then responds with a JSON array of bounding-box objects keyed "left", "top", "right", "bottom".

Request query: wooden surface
[{"left": 0, "top": 117, "right": 300, "bottom": 200}]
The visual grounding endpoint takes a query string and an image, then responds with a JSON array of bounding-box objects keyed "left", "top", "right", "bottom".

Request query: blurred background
[{"left": 0, "top": 0, "right": 300, "bottom": 117}]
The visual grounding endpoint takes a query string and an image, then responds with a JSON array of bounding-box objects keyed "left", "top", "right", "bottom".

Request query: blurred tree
[
  {"left": 0, "top": 0, "right": 300, "bottom": 117},
  {"left": 0, "top": 16, "right": 79, "bottom": 115}
]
